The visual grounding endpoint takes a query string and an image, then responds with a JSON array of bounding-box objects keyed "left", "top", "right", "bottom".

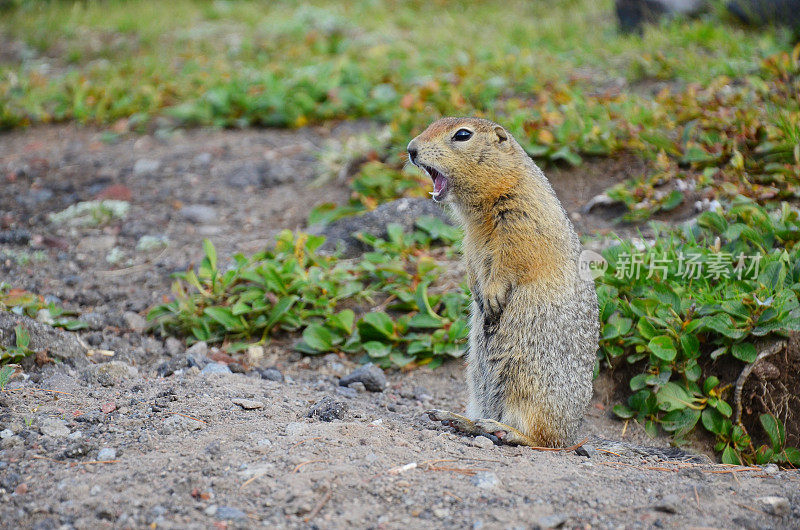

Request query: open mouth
[{"left": 419, "top": 164, "right": 449, "bottom": 203}]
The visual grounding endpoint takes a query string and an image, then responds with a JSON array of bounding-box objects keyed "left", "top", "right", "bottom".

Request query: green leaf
[
  {"left": 712, "top": 399, "right": 732, "bottom": 418},
  {"left": 783, "top": 447, "right": 800, "bottom": 466},
  {"left": 204, "top": 307, "right": 242, "bottom": 331},
  {"left": 660, "top": 190, "right": 683, "bottom": 212},
  {"left": 661, "top": 408, "right": 700, "bottom": 434},
  {"left": 302, "top": 324, "right": 334, "bottom": 352},
  {"left": 265, "top": 295, "right": 298, "bottom": 332},
  {"left": 760, "top": 413, "right": 785, "bottom": 451},
  {"left": 14, "top": 324, "right": 30, "bottom": 349},
  {"left": 702, "top": 375, "right": 720, "bottom": 395},
  {"left": 328, "top": 310, "right": 355, "bottom": 335},
  {"left": 679, "top": 334, "right": 700, "bottom": 359},
  {"left": 721, "top": 445, "right": 742, "bottom": 465},
  {"left": 202, "top": 238, "right": 217, "bottom": 272},
  {"left": 363, "top": 341, "right": 392, "bottom": 358},
  {"left": 408, "top": 313, "right": 445, "bottom": 329},
  {"left": 648, "top": 335, "right": 677, "bottom": 361},
  {"left": 701, "top": 314, "right": 747, "bottom": 339},
  {"left": 358, "top": 312, "right": 397, "bottom": 341},
  {"left": 0, "top": 365, "right": 16, "bottom": 390},
  {"left": 636, "top": 318, "right": 658, "bottom": 340},
  {"left": 731, "top": 342, "right": 757, "bottom": 363},
  {"left": 656, "top": 382, "right": 693, "bottom": 411},
  {"left": 414, "top": 283, "right": 442, "bottom": 320},
  {"left": 701, "top": 408, "right": 726, "bottom": 435},
  {"left": 613, "top": 403, "right": 635, "bottom": 419}
]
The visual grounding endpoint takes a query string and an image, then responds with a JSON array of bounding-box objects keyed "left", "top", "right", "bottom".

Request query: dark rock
[
  {"left": 575, "top": 444, "right": 598, "bottom": 458},
  {"left": 615, "top": 0, "right": 707, "bottom": 33},
  {"left": 186, "top": 354, "right": 209, "bottom": 369},
  {"left": 229, "top": 362, "right": 247, "bottom": 374},
  {"left": 62, "top": 274, "right": 81, "bottom": 286},
  {"left": 339, "top": 362, "right": 387, "bottom": 392},
  {"left": 259, "top": 367, "right": 284, "bottom": 382},
  {"left": 225, "top": 162, "right": 267, "bottom": 188},
  {"left": 0, "top": 471, "right": 21, "bottom": 491},
  {"left": 0, "top": 229, "right": 31, "bottom": 245},
  {"left": 306, "top": 396, "right": 347, "bottom": 422},
  {"left": 61, "top": 440, "right": 95, "bottom": 459},
  {"left": 313, "top": 198, "right": 452, "bottom": 257}
]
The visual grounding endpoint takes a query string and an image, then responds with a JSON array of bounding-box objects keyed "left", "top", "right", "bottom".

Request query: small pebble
[
  {"left": 472, "top": 436, "right": 494, "bottom": 449},
  {"left": 97, "top": 447, "right": 116, "bottom": 460}
]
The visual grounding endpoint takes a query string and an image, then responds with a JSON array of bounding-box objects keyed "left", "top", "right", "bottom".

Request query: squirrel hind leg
[
  {"left": 472, "top": 418, "right": 542, "bottom": 446},
  {"left": 426, "top": 409, "right": 484, "bottom": 435}
]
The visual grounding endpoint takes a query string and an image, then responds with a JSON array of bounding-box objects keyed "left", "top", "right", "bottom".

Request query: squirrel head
[{"left": 407, "top": 117, "right": 526, "bottom": 208}]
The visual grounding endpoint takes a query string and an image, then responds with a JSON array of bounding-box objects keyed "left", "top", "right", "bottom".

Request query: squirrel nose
[{"left": 407, "top": 142, "right": 418, "bottom": 164}]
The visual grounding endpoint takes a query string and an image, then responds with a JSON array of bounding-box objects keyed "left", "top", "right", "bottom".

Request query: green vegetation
[
  {"left": 148, "top": 217, "right": 468, "bottom": 369},
  {"left": 2, "top": 1, "right": 798, "bottom": 218},
  {"left": 600, "top": 199, "right": 800, "bottom": 465}
]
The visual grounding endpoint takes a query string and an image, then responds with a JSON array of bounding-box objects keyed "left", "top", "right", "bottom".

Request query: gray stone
[
  {"left": 204, "top": 505, "right": 218, "bottom": 516},
  {"left": 201, "top": 362, "right": 232, "bottom": 376},
  {"left": 232, "top": 398, "right": 264, "bottom": 410},
  {"left": 0, "top": 429, "right": 13, "bottom": 439},
  {"left": 652, "top": 494, "right": 682, "bottom": 514},
  {"left": 536, "top": 514, "right": 567, "bottom": 529},
  {"left": 225, "top": 162, "right": 265, "bottom": 188},
  {"left": 91, "top": 361, "right": 139, "bottom": 386},
  {"left": 159, "top": 414, "right": 203, "bottom": 434},
  {"left": 259, "top": 367, "right": 284, "bottom": 382},
  {"left": 36, "top": 308, "right": 54, "bottom": 325},
  {"left": 186, "top": 341, "right": 208, "bottom": 357},
  {"left": 339, "top": 362, "right": 387, "bottom": 392},
  {"left": 472, "top": 436, "right": 495, "bottom": 449},
  {"left": 40, "top": 418, "right": 70, "bottom": 438},
  {"left": 215, "top": 506, "right": 247, "bottom": 520},
  {"left": 306, "top": 396, "right": 347, "bottom": 422},
  {"left": 179, "top": 204, "right": 217, "bottom": 224},
  {"left": 335, "top": 386, "right": 358, "bottom": 399},
  {"left": 348, "top": 381, "right": 367, "bottom": 393},
  {"left": 165, "top": 337, "right": 183, "bottom": 356},
  {"left": 313, "top": 197, "right": 453, "bottom": 257},
  {"left": 756, "top": 496, "right": 790, "bottom": 516},
  {"left": 122, "top": 311, "right": 147, "bottom": 331},
  {"left": 133, "top": 158, "right": 161, "bottom": 176},
  {"left": 97, "top": 447, "right": 117, "bottom": 460},
  {"left": 470, "top": 471, "right": 500, "bottom": 489},
  {"left": 762, "top": 463, "right": 779, "bottom": 475},
  {"left": 80, "top": 312, "right": 106, "bottom": 330}
]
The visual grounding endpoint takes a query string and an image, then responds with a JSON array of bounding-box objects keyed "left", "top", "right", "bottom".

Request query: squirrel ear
[{"left": 494, "top": 126, "right": 510, "bottom": 148}]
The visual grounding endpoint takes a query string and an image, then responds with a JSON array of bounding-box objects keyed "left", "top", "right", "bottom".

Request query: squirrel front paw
[{"left": 482, "top": 279, "right": 511, "bottom": 319}]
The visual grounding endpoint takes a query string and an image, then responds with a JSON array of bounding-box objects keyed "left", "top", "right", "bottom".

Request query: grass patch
[{"left": 2, "top": 1, "right": 798, "bottom": 217}]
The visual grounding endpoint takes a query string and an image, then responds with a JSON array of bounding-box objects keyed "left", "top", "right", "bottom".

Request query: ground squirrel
[{"left": 407, "top": 117, "right": 599, "bottom": 448}]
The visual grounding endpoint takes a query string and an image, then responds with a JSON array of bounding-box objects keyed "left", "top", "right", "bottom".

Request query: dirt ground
[{"left": 1, "top": 124, "right": 798, "bottom": 529}]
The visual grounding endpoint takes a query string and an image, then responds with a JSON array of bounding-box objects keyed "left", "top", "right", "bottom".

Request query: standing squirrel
[{"left": 407, "top": 117, "right": 599, "bottom": 448}]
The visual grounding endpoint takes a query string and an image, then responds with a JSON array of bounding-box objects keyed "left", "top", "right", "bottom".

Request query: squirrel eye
[{"left": 452, "top": 129, "right": 473, "bottom": 142}]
